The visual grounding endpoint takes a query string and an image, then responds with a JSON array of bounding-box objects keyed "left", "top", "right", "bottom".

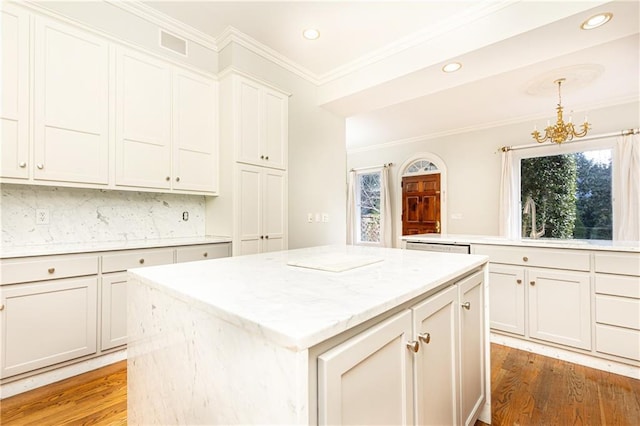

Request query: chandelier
[{"left": 531, "top": 78, "right": 590, "bottom": 144}]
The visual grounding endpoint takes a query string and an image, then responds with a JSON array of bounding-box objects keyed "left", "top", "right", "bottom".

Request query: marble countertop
[
  {"left": 128, "top": 245, "right": 488, "bottom": 351},
  {"left": 0, "top": 236, "right": 232, "bottom": 259},
  {"left": 402, "top": 234, "right": 640, "bottom": 253}
]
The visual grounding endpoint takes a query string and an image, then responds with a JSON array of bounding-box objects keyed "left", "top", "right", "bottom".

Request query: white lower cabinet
[
  {"left": 0, "top": 277, "right": 98, "bottom": 378},
  {"left": 100, "top": 272, "right": 128, "bottom": 351},
  {"left": 488, "top": 264, "right": 525, "bottom": 335},
  {"left": 318, "top": 270, "right": 486, "bottom": 426}
]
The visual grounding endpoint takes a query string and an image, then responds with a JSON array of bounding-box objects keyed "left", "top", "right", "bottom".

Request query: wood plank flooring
[{"left": 1, "top": 344, "right": 639, "bottom": 425}]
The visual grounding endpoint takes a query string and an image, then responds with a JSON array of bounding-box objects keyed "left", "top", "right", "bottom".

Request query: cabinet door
[
  {"left": 172, "top": 70, "right": 218, "bottom": 193},
  {"left": 0, "top": 277, "right": 98, "bottom": 378},
  {"left": 263, "top": 169, "right": 287, "bottom": 253},
  {"left": 318, "top": 310, "right": 414, "bottom": 426},
  {"left": 116, "top": 48, "right": 171, "bottom": 189},
  {"left": 237, "top": 165, "right": 263, "bottom": 256},
  {"left": 34, "top": 17, "right": 109, "bottom": 184},
  {"left": 528, "top": 268, "right": 591, "bottom": 350},
  {"left": 1, "top": 4, "right": 29, "bottom": 179},
  {"left": 237, "top": 78, "right": 262, "bottom": 166},
  {"left": 458, "top": 271, "right": 486, "bottom": 426},
  {"left": 101, "top": 272, "right": 127, "bottom": 351},
  {"left": 412, "top": 285, "right": 459, "bottom": 426},
  {"left": 488, "top": 265, "right": 525, "bottom": 335},
  {"left": 262, "top": 88, "right": 287, "bottom": 169}
]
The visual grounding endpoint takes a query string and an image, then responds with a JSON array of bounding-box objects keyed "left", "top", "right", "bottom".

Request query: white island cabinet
[{"left": 126, "top": 245, "right": 490, "bottom": 425}]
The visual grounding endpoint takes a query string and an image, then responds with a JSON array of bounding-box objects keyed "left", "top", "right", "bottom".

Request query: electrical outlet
[
  {"left": 36, "top": 209, "right": 50, "bottom": 225},
  {"left": 182, "top": 211, "right": 189, "bottom": 221}
]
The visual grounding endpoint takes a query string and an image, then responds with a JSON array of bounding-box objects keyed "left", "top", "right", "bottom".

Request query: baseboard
[
  {"left": 490, "top": 333, "right": 640, "bottom": 380},
  {"left": 0, "top": 349, "right": 127, "bottom": 399}
]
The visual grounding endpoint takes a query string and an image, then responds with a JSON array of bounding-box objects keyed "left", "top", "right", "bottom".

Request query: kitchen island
[{"left": 127, "top": 245, "right": 490, "bottom": 425}]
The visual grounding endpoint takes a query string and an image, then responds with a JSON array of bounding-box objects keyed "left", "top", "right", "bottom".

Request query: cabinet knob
[
  {"left": 139, "top": 258, "right": 145, "bottom": 264},
  {"left": 260, "top": 155, "right": 265, "bottom": 160},
  {"left": 418, "top": 332, "right": 431, "bottom": 344},
  {"left": 461, "top": 301, "right": 471, "bottom": 310},
  {"left": 523, "top": 256, "right": 529, "bottom": 262},
  {"left": 265, "top": 156, "right": 269, "bottom": 160},
  {"left": 260, "top": 235, "right": 264, "bottom": 239},
  {"left": 0, "top": 304, "right": 4, "bottom": 311},
  {"left": 166, "top": 176, "right": 170, "bottom": 181},
  {"left": 176, "top": 177, "right": 180, "bottom": 182},
  {"left": 203, "top": 252, "right": 208, "bottom": 257},
  {"left": 265, "top": 235, "right": 269, "bottom": 239},
  {"left": 516, "top": 279, "right": 522, "bottom": 284},
  {"left": 37, "top": 164, "right": 44, "bottom": 170},
  {"left": 406, "top": 340, "right": 420, "bottom": 353},
  {"left": 530, "top": 281, "right": 535, "bottom": 286},
  {"left": 48, "top": 267, "right": 55, "bottom": 274},
  {"left": 19, "top": 162, "right": 27, "bottom": 168}
]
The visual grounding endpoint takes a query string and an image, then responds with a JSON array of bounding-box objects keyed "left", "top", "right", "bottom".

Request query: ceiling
[{"left": 143, "top": 1, "right": 640, "bottom": 149}]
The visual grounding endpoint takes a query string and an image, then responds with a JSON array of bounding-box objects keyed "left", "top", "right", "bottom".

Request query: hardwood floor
[{"left": 1, "top": 344, "right": 639, "bottom": 425}]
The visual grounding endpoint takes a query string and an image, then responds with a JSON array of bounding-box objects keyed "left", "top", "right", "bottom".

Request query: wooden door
[{"left": 402, "top": 174, "right": 441, "bottom": 235}]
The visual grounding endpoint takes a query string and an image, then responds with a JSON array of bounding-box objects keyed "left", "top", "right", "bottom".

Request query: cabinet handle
[
  {"left": 175, "top": 177, "right": 180, "bottom": 182},
  {"left": 516, "top": 279, "right": 522, "bottom": 284},
  {"left": 37, "top": 164, "right": 44, "bottom": 170},
  {"left": 265, "top": 156, "right": 269, "bottom": 160},
  {"left": 139, "top": 258, "right": 145, "bottom": 264},
  {"left": 166, "top": 176, "right": 170, "bottom": 181},
  {"left": 461, "top": 301, "right": 471, "bottom": 310},
  {"left": 48, "top": 267, "right": 55, "bottom": 274},
  {"left": 523, "top": 256, "right": 529, "bottom": 262},
  {"left": 406, "top": 340, "right": 420, "bottom": 353},
  {"left": 260, "top": 235, "right": 264, "bottom": 239},
  {"left": 418, "top": 332, "right": 431, "bottom": 344},
  {"left": 19, "top": 162, "right": 26, "bottom": 168},
  {"left": 260, "top": 155, "right": 265, "bottom": 160},
  {"left": 265, "top": 235, "right": 269, "bottom": 239},
  {"left": 203, "top": 252, "right": 208, "bottom": 257},
  {"left": 530, "top": 281, "right": 535, "bottom": 286}
]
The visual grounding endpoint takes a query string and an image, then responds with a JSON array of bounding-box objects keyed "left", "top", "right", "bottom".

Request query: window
[
  {"left": 356, "top": 170, "right": 381, "bottom": 244},
  {"left": 517, "top": 140, "right": 613, "bottom": 240}
]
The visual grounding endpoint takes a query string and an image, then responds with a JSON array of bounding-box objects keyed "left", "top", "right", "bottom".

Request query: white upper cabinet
[
  {"left": 115, "top": 48, "right": 172, "bottom": 190},
  {"left": 235, "top": 76, "right": 288, "bottom": 170},
  {"left": 1, "top": 4, "right": 29, "bottom": 180},
  {"left": 34, "top": 16, "right": 109, "bottom": 184},
  {"left": 172, "top": 69, "right": 218, "bottom": 193}
]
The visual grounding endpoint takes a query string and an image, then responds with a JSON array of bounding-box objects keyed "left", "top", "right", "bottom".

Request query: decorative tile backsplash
[{"left": 1, "top": 184, "right": 206, "bottom": 246}]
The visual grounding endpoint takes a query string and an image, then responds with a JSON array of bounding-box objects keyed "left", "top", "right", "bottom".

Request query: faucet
[{"left": 523, "top": 196, "right": 545, "bottom": 239}]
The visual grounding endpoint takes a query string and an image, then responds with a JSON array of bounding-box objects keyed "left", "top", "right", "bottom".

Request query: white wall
[
  {"left": 347, "top": 101, "right": 639, "bottom": 246},
  {"left": 215, "top": 43, "right": 347, "bottom": 249}
]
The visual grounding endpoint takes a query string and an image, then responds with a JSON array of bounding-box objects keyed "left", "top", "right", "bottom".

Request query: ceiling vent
[{"left": 159, "top": 30, "right": 187, "bottom": 56}]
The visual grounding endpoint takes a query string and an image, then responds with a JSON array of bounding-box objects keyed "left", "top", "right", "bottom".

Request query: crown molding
[
  {"left": 216, "top": 26, "right": 321, "bottom": 85},
  {"left": 347, "top": 95, "right": 640, "bottom": 154},
  {"left": 105, "top": 0, "right": 218, "bottom": 51}
]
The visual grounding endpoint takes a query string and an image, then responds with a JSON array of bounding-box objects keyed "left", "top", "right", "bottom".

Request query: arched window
[{"left": 404, "top": 159, "right": 438, "bottom": 175}]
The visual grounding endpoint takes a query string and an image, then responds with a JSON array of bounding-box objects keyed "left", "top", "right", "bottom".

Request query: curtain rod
[
  {"left": 350, "top": 163, "right": 393, "bottom": 172},
  {"left": 499, "top": 128, "right": 639, "bottom": 153}
]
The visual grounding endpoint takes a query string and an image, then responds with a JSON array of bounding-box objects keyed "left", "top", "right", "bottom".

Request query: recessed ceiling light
[
  {"left": 302, "top": 29, "right": 320, "bottom": 40},
  {"left": 580, "top": 13, "right": 612, "bottom": 30},
  {"left": 442, "top": 62, "right": 462, "bottom": 73}
]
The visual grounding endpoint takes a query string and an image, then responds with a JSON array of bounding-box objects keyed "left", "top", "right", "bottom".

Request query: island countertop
[{"left": 128, "top": 244, "right": 488, "bottom": 351}]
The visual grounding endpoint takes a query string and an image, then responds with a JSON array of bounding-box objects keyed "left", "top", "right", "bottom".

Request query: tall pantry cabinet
[{"left": 208, "top": 71, "right": 289, "bottom": 256}]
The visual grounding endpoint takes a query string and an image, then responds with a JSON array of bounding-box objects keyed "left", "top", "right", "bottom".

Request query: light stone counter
[
  {"left": 126, "top": 245, "right": 488, "bottom": 424},
  {"left": 0, "top": 236, "right": 232, "bottom": 258},
  {"left": 402, "top": 233, "right": 640, "bottom": 252}
]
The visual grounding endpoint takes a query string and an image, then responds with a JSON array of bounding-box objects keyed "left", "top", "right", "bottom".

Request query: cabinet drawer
[
  {"left": 595, "top": 324, "right": 640, "bottom": 361},
  {"left": 594, "top": 252, "right": 640, "bottom": 276},
  {"left": 102, "top": 248, "right": 174, "bottom": 273},
  {"left": 595, "top": 294, "right": 640, "bottom": 330},
  {"left": 0, "top": 254, "right": 99, "bottom": 285},
  {"left": 595, "top": 274, "right": 640, "bottom": 298},
  {"left": 473, "top": 245, "right": 589, "bottom": 271},
  {"left": 175, "top": 243, "right": 231, "bottom": 263}
]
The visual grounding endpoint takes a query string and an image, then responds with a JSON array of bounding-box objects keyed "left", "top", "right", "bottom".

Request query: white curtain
[
  {"left": 613, "top": 133, "right": 640, "bottom": 241},
  {"left": 380, "top": 166, "right": 393, "bottom": 247},
  {"left": 346, "top": 170, "right": 356, "bottom": 244},
  {"left": 499, "top": 149, "right": 519, "bottom": 239}
]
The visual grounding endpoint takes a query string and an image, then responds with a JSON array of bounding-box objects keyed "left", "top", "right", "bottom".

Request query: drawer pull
[
  {"left": 530, "top": 281, "right": 535, "bottom": 286},
  {"left": 175, "top": 177, "right": 180, "bottom": 182},
  {"left": 166, "top": 176, "right": 170, "bottom": 181},
  {"left": 37, "top": 163, "right": 44, "bottom": 170},
  {"left": 19, "top": 162, "right": 26, "bottom": 168},
  {"left": 406, "top": 340, "right": 420, "bottom": 353},
  {"left": 203, "top": 252, "right": 208, "bottom": 257},
  {"left": 48, "top": 267, "right": 55, "bottom": 274},
  {"left": 516, "top": 279, "right": 522, "bottom": 284},
  {"left": 139, "top": 258, "right": 145, "bottom": 264},
  {"left": 461, "top": 302, "right": 471, "bottom": 310},
  {"left": 418, "top": 332, "right": 431, "bottom": 344},
  {"left": 523, "top": 256, "right": 529, "bottom": 262}
]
